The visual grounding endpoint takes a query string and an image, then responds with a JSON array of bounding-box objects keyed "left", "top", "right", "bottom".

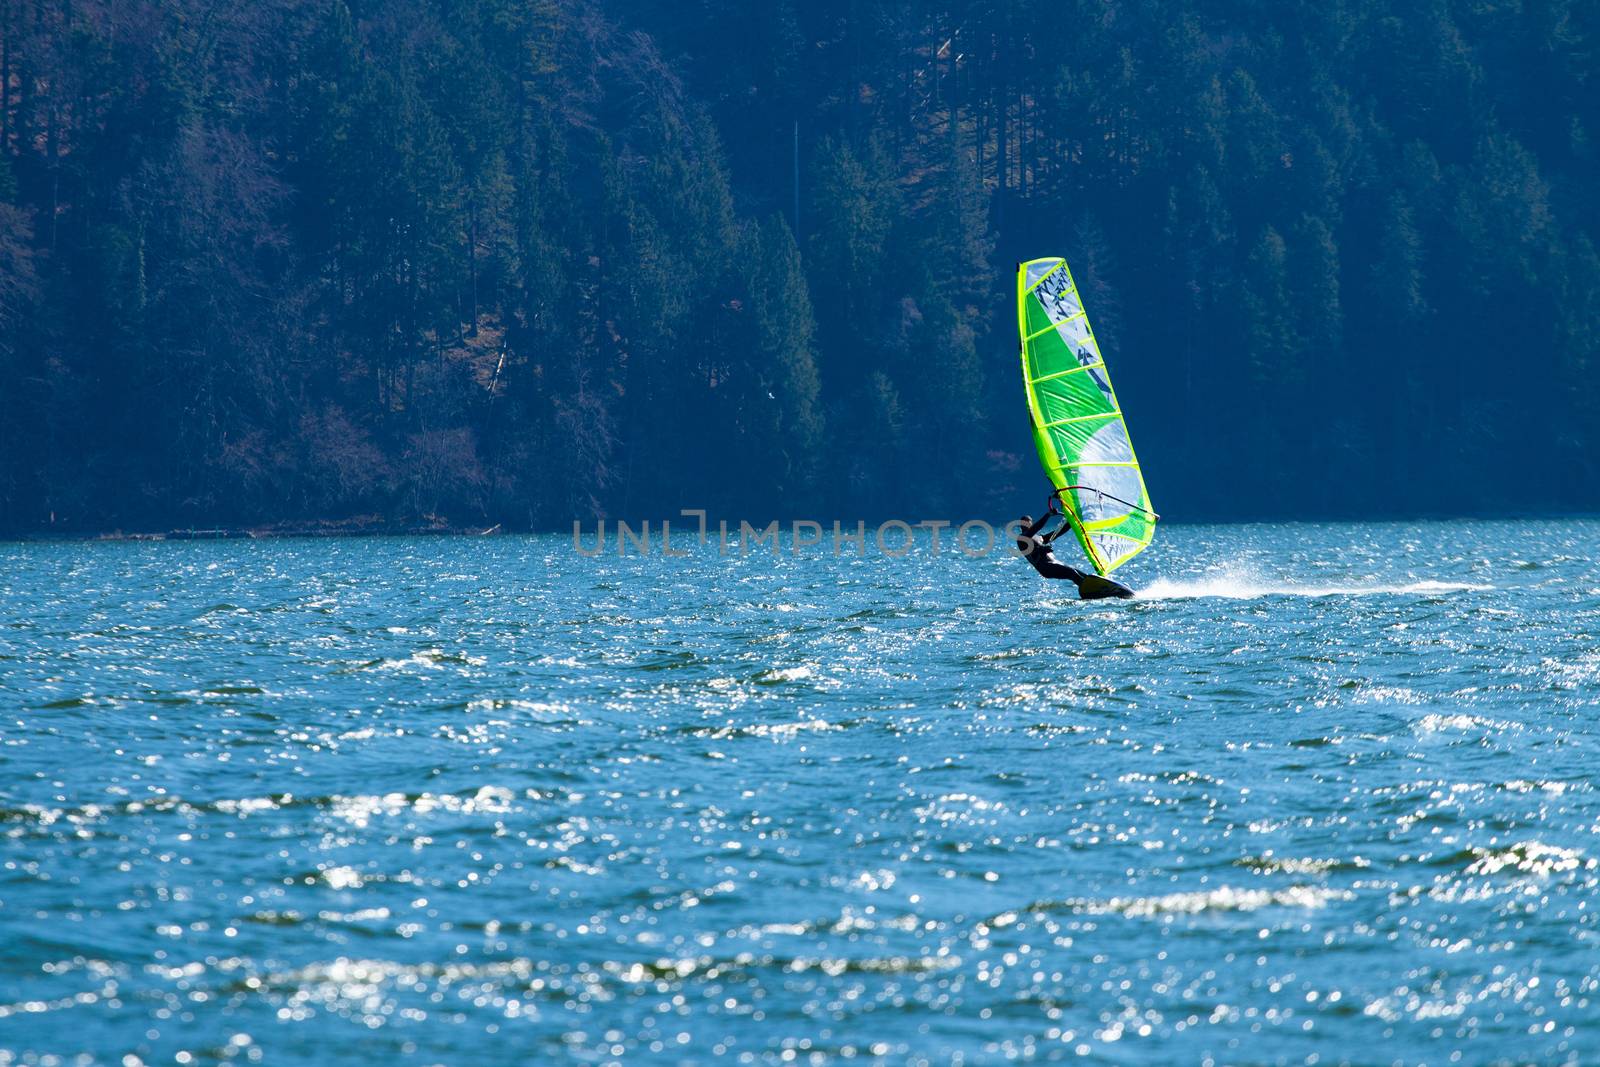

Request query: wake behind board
[{"left": 1017, "top": 257, "right": 1158, "bottom": 595}]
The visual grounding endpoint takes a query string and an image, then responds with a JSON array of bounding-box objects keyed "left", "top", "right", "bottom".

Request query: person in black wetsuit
[
  {"left": 1016, "top": 511, "right": 1085, "bottom": 581},
  {"left": 1015, "top": 500, "right": 1135, "bottom": 599}
]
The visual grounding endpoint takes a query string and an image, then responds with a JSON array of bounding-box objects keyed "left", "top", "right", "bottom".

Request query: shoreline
[
  {"left": 2, "top": 511, "right": 1599, "bottom": 546},
  {"left": 1, "top": 520, "right": 504, "bottom": 543}
]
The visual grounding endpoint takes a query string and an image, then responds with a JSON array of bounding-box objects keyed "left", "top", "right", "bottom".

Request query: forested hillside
[{"left": 0, "top": 0, "right": 1595, "bottom": 532}]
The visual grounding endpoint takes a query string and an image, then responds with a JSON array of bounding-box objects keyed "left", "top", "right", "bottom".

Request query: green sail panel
[{"left": 1017, "top": 257, "right": 1156, "bottom": 575}]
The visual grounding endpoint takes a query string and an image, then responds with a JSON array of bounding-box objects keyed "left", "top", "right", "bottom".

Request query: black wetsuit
[{"left": 1017, "top": 514, "right": 1088, "bottom": 582}]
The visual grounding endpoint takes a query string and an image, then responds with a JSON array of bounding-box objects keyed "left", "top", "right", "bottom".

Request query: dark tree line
[{"left": 0, "top": 0, "right": 1595, "bottom": 533}]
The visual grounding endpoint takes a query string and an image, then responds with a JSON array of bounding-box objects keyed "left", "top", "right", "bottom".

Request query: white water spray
[{"left": 1137, "top": 565, "right": 1489, "bottom": 601}]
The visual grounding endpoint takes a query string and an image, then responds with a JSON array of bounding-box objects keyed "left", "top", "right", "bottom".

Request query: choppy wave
[
  {"left": 1461, "top": 841, "right": 1595, "bottom": 877},
  {"left": 2, "top": 522, "right": 1597, "bottom": 1065},
  {"left": 1029, "top": 885, "right": 1355, "bottom": 918}
]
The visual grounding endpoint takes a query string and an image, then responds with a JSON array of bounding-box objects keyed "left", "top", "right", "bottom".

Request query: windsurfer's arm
[
  {"left": 1039, "top": 496, "right": 1072, "bottom": 544},
  {"left": 1021, "top": 514, "right": 1050, "bottom": 539}
]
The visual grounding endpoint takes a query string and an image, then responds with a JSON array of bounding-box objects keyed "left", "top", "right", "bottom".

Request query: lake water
[{"left": 2, "top": 520, "right": 1598, "bottom": 1065}]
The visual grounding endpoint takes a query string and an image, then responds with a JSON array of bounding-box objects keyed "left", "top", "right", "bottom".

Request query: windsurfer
[{"left": 1014, "top": 499, "right": 1135, "bottom": 599}]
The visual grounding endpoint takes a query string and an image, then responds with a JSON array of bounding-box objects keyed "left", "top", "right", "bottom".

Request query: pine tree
[{"left": 745, "top": 215, "right": 824, "bottom": 505}]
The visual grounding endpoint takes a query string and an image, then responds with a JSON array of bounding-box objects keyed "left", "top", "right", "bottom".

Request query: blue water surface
[{"left": 2, "top": 520, "right": 1598, "bottom": 1065}]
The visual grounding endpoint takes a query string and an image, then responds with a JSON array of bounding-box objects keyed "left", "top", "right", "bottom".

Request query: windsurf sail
[{"left": 1017, "top": 257, "right": 1156, "bottom": 575}]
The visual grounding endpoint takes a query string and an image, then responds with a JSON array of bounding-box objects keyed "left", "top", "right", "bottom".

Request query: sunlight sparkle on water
[{"left": 1, "top": 519, "right": 1597, "bottom": 1064}]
